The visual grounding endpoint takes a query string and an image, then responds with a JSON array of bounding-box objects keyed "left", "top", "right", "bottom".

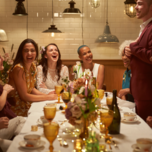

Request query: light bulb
[
  {"left": 129, "top": 6, "right": 134, "bottom": 13},
  {"left": 51, "top": 33, "right": 55, "bottom": 37},
  {"left": 90, "top": 0, "right": 100, "bottom": 8}
]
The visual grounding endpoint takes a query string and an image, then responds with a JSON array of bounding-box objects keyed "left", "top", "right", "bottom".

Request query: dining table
[{"left": 7, "top": 96, "right": 152, "bottom": 152}]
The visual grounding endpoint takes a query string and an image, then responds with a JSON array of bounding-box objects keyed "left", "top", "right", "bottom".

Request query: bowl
[
  {"left": 24, "top": 134, "right": 41, "bottom": 146},
  {"left": 136, "top": 138, "right": 152, "bottom": 151}
]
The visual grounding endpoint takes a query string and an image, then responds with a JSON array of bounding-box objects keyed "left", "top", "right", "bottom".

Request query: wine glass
[
  {"left": 44, "top": 105, "right": 56, "bottom": 123},
  {"left": 106, "top": 93, "right": 113, "bottom": 109},
  {"left": 97, "top": 89, "right": 104, "bottom": 100},
  {"left": 43, "top": 121, "right": 59, "bottom": 152},
  {"left": 55, "top": 85, "right": 63, "bottom": 103},
  {"left": 100, "top": 109, "right": 113, "bottom": 140},
  {"left": 61, "top": 91, "right": 71, "bottom": 110}
]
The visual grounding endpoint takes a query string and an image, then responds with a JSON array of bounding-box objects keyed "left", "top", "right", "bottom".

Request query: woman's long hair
[
  {"left": 12, "top": 38, "right": 38, "bottom": 68},
  {"left": 39, "top": 43, "right": 62, "bottom": 82}
]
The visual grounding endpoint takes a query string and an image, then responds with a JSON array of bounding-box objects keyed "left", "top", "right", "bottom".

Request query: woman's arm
[
  {"left": 97, "top": 65, "right": 105, "bottom": 89},
  {"left": 36, "top": 66, "right": 55, "bottom": 94},
  {"left": 12, "top": 67, "right": 57, "bottom": 102},
  {"left": 118, "top": 88, "right": 130, "bottom": 98},
  {"left": 0, "top": 84, "right": 14, "bottom": 111}
]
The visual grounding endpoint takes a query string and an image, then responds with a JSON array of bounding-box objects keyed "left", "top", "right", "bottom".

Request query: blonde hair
[{"left": 119, "top": 40, "right": 134, "bottom": 56}]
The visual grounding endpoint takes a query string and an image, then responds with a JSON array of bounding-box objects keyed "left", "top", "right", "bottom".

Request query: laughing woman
[
  {"left": 8, "top": 39, "right": 58, "bottom": 116},
  {"left": 70, "top": 45, "right": 104, "bottom": 89},
  {"left": 36, "top": 43, "right": 69, "bottom": 94}
]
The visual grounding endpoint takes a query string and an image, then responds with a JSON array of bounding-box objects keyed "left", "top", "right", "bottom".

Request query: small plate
[
  {"left": 121, "top": 117, "right": 139, "bottom": 123},
  {"left": 19, "top": 140, "right": 45, "bottom": 149}
]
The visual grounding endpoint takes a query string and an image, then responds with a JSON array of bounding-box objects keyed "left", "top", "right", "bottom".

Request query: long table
[{"left": 7, "top": 98, "right": 152, "bottom": 152}]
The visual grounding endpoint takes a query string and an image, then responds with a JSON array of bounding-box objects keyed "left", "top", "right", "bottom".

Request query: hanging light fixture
[
  {"left": 43, "top": 0, "right": 62, "bottom": 36},
  {"left": 96, "top": 0, "right": 119, "bottom": 43},
  {"left": 63, "top": 0, "right": 81, "bottom": 14},
  {"left": 0, "top": 29, "right": 8, "bottom": 42},
  {"left": 124, "top": 0, "right": 136, "bottom": 18},
  {"left": 90, "top": 0, "right": 100, "bottom": 8},
  {"left": 13, "top": 0, "right": 28, "bottom": 16}
]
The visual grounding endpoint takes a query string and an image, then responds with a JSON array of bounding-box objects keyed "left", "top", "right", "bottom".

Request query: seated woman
[
  {"left": 70, "top": 45, "right": 104, "bottom": 89},
  {"left": 8, "top": 39, "right": 58, "bottom": 117},
  {"left": 118, "top": 40, "right": 134, "bottom": 102},
  {"left": 36, "top": 43, "right": 69, "bottom": 94},
  {"left": 0, "top": 56, "right": 25, "bottom": 152}
]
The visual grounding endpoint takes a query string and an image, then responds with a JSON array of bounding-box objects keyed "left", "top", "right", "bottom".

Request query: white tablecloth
[{"left": 7, "top": 99, "right": 152, "bottom": 152}]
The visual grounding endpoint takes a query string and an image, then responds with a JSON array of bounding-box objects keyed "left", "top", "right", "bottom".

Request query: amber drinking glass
[
  {"left": 61, "top": 91, "right": 71, "bottom": 110},
  {"left": 44, "top": 105, "right": 56, "bottom": 123},
  {"left": 106, "top": 93, "right": 113, "bottom": 109},
  {"left": 100, "top": 109, "right": 113, "bottom": 139},
  {"left": 55, "top": 85, "right": 63, "bottom": 103},
  {"left": 43, "top": 122, "right": 59, "bottom": 152},
  {"left": 97, "top": 89, "right": 104, "bottom": 100}
]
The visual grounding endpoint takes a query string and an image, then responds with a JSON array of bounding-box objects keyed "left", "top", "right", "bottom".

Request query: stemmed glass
[
  {"left": 100, "top": 109, "right": 113, "bottom": 140},
  {"left": 97, "top": 89, "right": 104, "bottom": 100},
  {"left": 61, "top": 91, "right": 71, "bottom": 110},
  {"left": 106, "top": 93, "right": 113, "bottom": 109},
  {"left": 44, "top": 104, "right": 56, "bottom": 123},
  {"left": 55, "top": 85, "right": 63, "bottom": 103},
  {"left": 43, "top": 121, "right": 59, "bottom": 152}
]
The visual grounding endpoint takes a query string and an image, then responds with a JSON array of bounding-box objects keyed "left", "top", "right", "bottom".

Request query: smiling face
[
  {"left": 122, "top": 51, "right": 130, "bottom": 69},
  {"left": 45, "top": 45, "right": 59, "bottom": 62},
  {"left": 135, "top": 0, "right": 152, "bottom": 21},
  {"left": 79, "top": 47, "right": 93, "bottom": 64},
  {"left": 22, "top": 43, "right": 37, "bottom": 64}
]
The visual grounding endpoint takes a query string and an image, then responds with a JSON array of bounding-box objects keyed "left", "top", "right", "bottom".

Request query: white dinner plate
[
  {"left": 19, "top": 140, "right": 45, "bottom": 149},
  {"left": 121, "top": 117, "right": 140, "bottom": 123}
]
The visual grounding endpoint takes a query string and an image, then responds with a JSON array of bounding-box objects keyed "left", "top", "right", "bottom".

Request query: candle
[
  {"left": 70, "top": 82, "right": 74, "bottom": 94},
  {"left": 85, "top": 80, "right": 88, "bottom": 97}
]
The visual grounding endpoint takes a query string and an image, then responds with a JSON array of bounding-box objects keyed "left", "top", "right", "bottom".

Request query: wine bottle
[{"left": 108, "top": 90, "right": 121, "bottom": 134}]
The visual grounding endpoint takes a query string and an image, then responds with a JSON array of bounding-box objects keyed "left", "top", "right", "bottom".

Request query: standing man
[{"left": 125, "top": 0, "right": 152, "bottom": 121}]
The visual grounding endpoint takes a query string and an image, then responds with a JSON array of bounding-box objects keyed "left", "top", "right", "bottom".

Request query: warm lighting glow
[
  {"left": 90, "top": 0, "right": 100, "bottom": 8},
  {"left": 129, "top": 6, "right": 133, "bottom": 13},
  {"left": 51, "top": 33, "right": 55, "bottom": 37}
]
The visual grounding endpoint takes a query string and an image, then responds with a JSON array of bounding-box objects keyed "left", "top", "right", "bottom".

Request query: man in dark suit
[{"left": 125, "top": 0, "right": 152, "bottom": 121}]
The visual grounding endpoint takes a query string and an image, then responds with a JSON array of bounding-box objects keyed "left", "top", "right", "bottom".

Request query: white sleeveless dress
[{"left": 77, "top": 63, "right": 100, "bottom": 78}]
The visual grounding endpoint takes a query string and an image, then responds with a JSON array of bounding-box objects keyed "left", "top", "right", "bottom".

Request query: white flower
[
  {"left": 74, "top": 96, "right": 82, "bottom": 104},
  {"left": 85, "top": 69, "right": 91, "bottom": 77},
  {"left": 79, "top": 86, "right": 85, "bottom": 94},
  {"left": 7, "top": 59, "right": 13, "bottom": 65},
  {"left": 73, "top": 65, "right": 78, "bottom": 71},
  {"left": 94, "top": 98, "right": 101, "bottom": 106},
  {"left": 76, "top": 61, "right": 81, "bottom": 66},
  {"left": 90, "top": 85, "right": 96, "bottom": 93}
]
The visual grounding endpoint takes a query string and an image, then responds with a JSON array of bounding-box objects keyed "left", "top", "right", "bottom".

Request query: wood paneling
[{"left": 62, "top": 60, "right": 126, "bottom": 92}]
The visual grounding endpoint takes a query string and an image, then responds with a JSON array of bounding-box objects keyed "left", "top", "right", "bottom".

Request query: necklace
[{"left": 49, "top": 68, "right": 56, "bottom": 72}]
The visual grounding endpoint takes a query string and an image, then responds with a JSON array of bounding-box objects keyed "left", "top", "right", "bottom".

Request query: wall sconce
[
  {"left": 13, "top": 0, "right": 28, "bottom": 16},
  {"left": 96, "top": 0, "right": 119, "bottom": 43},
  {"left": 90, "top": 0, "right": 100, "bottom": 8},
  {"left": 43, "top": 0, "right": 62, "bottom": 36},
  {"left": 63, "top": 0, "right": 81, "bottom": 14},
  {"left": 124, "top": 0, "right": 136, "bottom": 18},
  {"left": 0, "top": 29, "right": 8, "bottom": 42}
]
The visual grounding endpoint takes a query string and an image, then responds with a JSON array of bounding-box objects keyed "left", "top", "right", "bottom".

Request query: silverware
[
  {"left": 112, "top": 140, "right": 118, "bottom": 148},
  {"left": 63, "top": 139, "right": 68, "bottom": 147},
  {"left": 106, "top": 140, "right": 112, "bottom": 150},
  {"left": 58, "top": 138, "right": 63, "bottom": 146}
]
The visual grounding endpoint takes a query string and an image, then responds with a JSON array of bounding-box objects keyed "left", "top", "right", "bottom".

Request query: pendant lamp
[
  {"left": 43, "top": 0, "right": 62, "bottom": 36},
  {"left": 90, "top": 0, "right": 100, "bottom": 8},
  {"left": 0, "top": 29, "right": 8, "bottom": 42},
  {"left": 63, "top": 0, "right": 81, "bottom": 14},
  {"left": 96, "top": 0, "right": 119, "bottom": 43},
  {"left": 124, "top": 0, "right": 136, "bottom": 18},
  {"left": 13, "top": 0, "right": 28, "bottom": 16}
]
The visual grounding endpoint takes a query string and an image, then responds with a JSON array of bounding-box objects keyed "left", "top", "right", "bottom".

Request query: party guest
[
  {"left": 118, "top": 40, "right": 134, "bottom": 102},
  {"left": 0, "top": 56, "right": 25, "bottom": 152},
  {"left": 70, "top": 45, "right": 104, "bottom": 89},
  {"left": 146, "top": 116, "right": 152, "bottom": 128},
  {"left": 125, "top": 0, "right": 152, "bottom": 121},
  {"left": 36, "top": 43, "right": 69, "bottom": 94},
  {"left": 8, "top": 39, "right": 58, "bottom": 117}
]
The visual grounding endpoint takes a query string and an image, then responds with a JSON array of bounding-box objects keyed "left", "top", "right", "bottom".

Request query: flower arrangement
[
  {"left": 65, "top": 69, "right": 100, "bottom": 125},
  {"left": 0, "top": 45, "right": 14, "bottom": 84}
]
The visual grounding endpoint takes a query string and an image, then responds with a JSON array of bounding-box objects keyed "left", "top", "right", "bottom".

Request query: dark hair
[
  {"left": 12, "top": 38, "right": 38, "bottom": 68},
  {"left": 39, "top": 43, "right": 62, "bottom": 82}
]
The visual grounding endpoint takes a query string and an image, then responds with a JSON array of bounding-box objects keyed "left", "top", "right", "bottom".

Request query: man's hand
[
  {"left": 0, "top": 117, "right": 9, "bottom": 129},
  {"left": 118, "top": 88, "right": 130, "bottom": 98},
  {"left": 3, "top": 84, "right": 14, "bottom": 94},
  {"left": 146, "top": 116, "right": 152, "bottom": 128},
  {"left": 125, "top": 46, "right": 132, "bottom": 57}
]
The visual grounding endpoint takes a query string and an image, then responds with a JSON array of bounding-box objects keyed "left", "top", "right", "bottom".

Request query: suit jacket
[{"left": 130, "top": 20, "right": 152, "bottom": 101}]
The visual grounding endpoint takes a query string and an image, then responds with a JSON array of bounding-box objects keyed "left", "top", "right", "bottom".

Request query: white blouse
[{"left": 36, "top": 65, "right": 69, "bottom": 94}]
